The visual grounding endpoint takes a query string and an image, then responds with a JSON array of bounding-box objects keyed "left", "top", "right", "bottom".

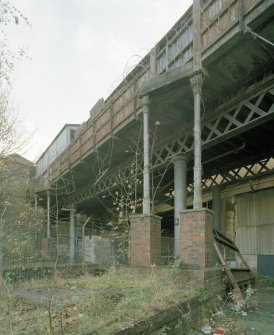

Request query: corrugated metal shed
[{"left": 235, "top": 188, "right": 274, "bottom": 255}]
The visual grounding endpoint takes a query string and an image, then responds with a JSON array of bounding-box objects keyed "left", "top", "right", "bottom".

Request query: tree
[
  {"left": 0, "top": 92, "right": 35, "bottom": 279},
  {"left": 0, "top": 90, "right": 30, "bottom": 159},
  {"left": 0, "top": 154, "right": 45, "bottom": 278},
  {"left": 0, "top": 0, "right": 29, "bottom": 85},
  {"left": 91, "top": 122, "right": 172, "bottom": 265},
  {"left": 0, "top": 0, "right": 30, "bottom": 159},
  {"left": 0, "top": 1, "right": 38, "bottom": 278}
]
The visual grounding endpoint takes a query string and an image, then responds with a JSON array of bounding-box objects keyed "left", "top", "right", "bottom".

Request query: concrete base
[{"left": 130, "top": 214, "right": 161, "bottom": 266}]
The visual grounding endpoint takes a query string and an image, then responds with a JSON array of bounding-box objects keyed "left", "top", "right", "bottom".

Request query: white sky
[{"left": 7, "top": 0, "right": 192, "bottom": 162}]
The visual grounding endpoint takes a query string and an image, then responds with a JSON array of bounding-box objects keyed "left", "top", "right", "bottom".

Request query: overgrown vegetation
[
  {"left": 154, "top": 281, "right": 262, "bottom": 335},
  {"left": 258, "top": 273, "right": 274, "bottom": 288},
  {"left": 0, "top": 266, "right": 195, "bottom": 334},
  {"left": 0, "top": 1, "right": 35, "bottom": 279}
]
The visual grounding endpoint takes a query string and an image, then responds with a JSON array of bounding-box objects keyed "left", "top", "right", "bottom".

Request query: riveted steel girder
[
  {"left": 188, "top": 156, "right": 274, "bottom": 193},
  {"left": 63, "top": 83, "right": 274, "bottom": 207},
  {"left": 152, "top": 85, "right": 274, "bottom": 167}
]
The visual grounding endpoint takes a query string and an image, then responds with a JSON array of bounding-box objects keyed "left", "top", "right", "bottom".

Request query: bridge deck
[{"left": 35, "top": 0, "right": 274, "bottom": 211}]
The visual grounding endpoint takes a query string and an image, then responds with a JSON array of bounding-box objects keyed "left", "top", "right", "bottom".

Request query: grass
[
  {"left": 0, "top": 266, "right": 195, "bottom": 335},
  {"left": 257, "top": 273, "right": 274, "bottom": 288}
]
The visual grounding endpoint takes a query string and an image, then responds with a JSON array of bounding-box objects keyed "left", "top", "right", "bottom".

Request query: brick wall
[
  {"left": 180, "top": 209, "right": 214, "bottom": 268},
  {"left": 130, "top": 214, "right": 161, "bottom": 266}
]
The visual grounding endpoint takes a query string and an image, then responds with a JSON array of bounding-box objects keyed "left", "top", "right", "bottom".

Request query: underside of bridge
[
  {"left": 35, "top": 1, "right": 274, "bottom": 280},
  {"left": 47, "top": 6, "right": 274, "bottom": 215}
]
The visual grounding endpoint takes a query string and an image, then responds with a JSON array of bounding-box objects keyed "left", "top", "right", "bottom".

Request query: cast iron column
[
  {"left": 142, "top": 95, "right": 151, "bottom": 215},
  {"left": 173, "top": 155, "right": 187, "bottom": 257},
  {"left": 46, "top": 190, "right": 51, "bottom": 238},
  {"left": 191, "top": 0, "right": 203, "bottom": 209},
  {"left": 212, "top": 186, "right": 222, "bottom": 231},
  {"left": 190, "top": 73, "right": 203, "bottom": 209},
  {"left": 69, "top": 206, "right": 76, "bottom": 265}
]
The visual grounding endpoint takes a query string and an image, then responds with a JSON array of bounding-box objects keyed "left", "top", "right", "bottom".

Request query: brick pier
[
  {"left": 180, "top": 209, "right": 223, "bottom": 291},
  {"left": 130, "top": 214, "right": 161, "bottom": 266}
]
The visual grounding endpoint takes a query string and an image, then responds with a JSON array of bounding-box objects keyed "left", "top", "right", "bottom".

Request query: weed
[
  {"left": 154, "top": 324, "right": 171, "bottom": 334},
  {"left": 257, "top": 274, "right": 274, "bottom": 288},
  {"left": 0, "top": 266, "right": 194, "bottom": 334},
  {"left": 229, "top": 286, "right": 257, "bottom": 313},
  {"left": 187, "top": 330, "right": 201, "bottom": 335},
  {"left": 198, "top": 289, "right": 212, "bottom": 303}
]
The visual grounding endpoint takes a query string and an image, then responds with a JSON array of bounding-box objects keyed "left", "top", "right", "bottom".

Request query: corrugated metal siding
[
  {"left": 258, "top": 255, "right": 274, "bottom": 276},
  {"left": 235, "top": 188, "right": 274, "bottom": 255}
]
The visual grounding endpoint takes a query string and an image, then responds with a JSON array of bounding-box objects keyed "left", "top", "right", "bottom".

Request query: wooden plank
[
  {"left": 213, "top": 229, "right": 256, "bottom": 298},
  {"left": 214, "top": 242, "right": 240, "bottom": 289},
  {"left": 213, "top": 229, "right": 239, "bottom": 251}
]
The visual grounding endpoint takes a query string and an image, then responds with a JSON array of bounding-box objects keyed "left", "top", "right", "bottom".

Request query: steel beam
[
  {"left": 62, "top": 84, "right": 274, "bottom": 207},
  {"left": 201, "top": 156, "right": 274, "bottom": 191},
  {"left": 152, "top": 86, "right": 274, "bottom": 167}
]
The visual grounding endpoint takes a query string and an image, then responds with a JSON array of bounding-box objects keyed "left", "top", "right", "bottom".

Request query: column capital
[
  {"left": 140, "top": 95, "right": 150, "bottom": 108},
  {"left": 172, "top": 154, "right": 189, "bottom": 164},
  {"left": 190, "top": 71, "right": 203, "bottom": 95}
]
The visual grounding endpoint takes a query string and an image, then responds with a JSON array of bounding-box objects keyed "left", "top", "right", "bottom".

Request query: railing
[
  {"left": 37, "top": 0, "right": 267, "bottom": 189},
  {"left": 36, "top": 7, "right": 194, "bottom": 188},
  {"left": 156, "top": 9, "right": 193, "bottom": 74},
  {"left": 201, "top": 0, "right": 266, "bottom": 53}
]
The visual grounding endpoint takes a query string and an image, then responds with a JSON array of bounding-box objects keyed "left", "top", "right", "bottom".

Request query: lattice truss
[
  {"left": 152, "top": 86, "right": 274, "bottom": 166},
  {"left": 64, "top": 85, "right": 274, "bottom": 206},
  {"left": 64, "top": 163, "right": 143, "bottom": 206},
  {"left": 188, "top": 156, "right": 274, "bottom": 193}
]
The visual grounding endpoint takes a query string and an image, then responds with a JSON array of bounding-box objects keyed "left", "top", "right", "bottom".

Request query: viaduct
[{"left": 34, "top": 0, "right": 274, "bottom": 284}]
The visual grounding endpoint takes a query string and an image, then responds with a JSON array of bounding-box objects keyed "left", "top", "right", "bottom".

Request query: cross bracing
[
  {"left": 152, "top": 85, "right": 274, "bottom": 167},
  {"left": 63, "top": 155, "right": 274, "bottom": 208},
  {"left": 188, "top": 156, "right": 274, "bottom": 193},
  {"left": 62, "top": 82, "right": 274, "bottom": 207}
]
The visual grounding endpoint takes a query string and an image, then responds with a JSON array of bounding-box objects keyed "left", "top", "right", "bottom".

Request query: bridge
[{"left": 34, "top": 0, "right": 274, "bottom": 272}]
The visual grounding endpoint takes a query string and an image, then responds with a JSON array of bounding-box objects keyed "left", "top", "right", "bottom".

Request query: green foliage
[
  {"left": 198, "top": 289, "right": 212, "bottom": 302},
  {"left": 187, "top": 330, "right": 201, "bottom": 335},
  {"left": 155, "top": 325, "right": 171, "bottom": 334},
  {"left": 257, "top": 274, "right": 274, "bottom": 288},
  {"left": 106, "top": 183, "right": 142, "bottom": 265},
  {"left": 0, "top": 267, "right": 194, "bottom": 334},
  {"left": 2, "top": 202, "right": 44, "bottom": 262}
]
